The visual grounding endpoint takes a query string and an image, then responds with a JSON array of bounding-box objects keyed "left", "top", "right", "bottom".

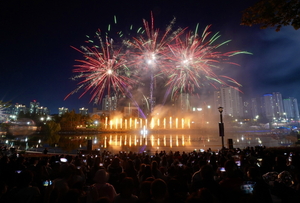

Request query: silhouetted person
[
  {"left": 186, "top": 188, "right": 215, "bottom": 203},
  {"left": 113, "top": 177, "right": 138, "bottom": 203},
  {"left": 219, "top": 160, "right": 244, "bottom": 203},
  {"left": 138, "top": 180, "right": 152, "bottom": 203},
  {"left": 246, "top": 167, "right": 272, "bottom": 203},
  {"left": 191, "top": 164, "right": 221, "bottom": 201},
  {"left": 7, "top": 170, "right": 41, "bottom": 203},
  {"left": 43, "top": 148, "right": 48, "bottom": 155},
  {"left": 150, "top": 178, "right": 168, "bottom": 203},
  {"left": 90, "top": 169, "right": 117, "bottom": 202}
]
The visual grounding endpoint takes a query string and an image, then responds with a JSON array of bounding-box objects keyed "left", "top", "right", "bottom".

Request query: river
[{"left": 60, "top": 130, "right": 290, "bottom": 154}]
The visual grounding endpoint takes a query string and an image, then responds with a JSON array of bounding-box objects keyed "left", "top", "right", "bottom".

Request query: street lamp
[{"left": 218, "top": 107, "right": 225, "bottom": 150}]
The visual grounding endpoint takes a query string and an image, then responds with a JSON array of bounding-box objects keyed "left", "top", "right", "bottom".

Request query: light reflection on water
[{"left": 71, "top": 132, "right": 288, "bottom": 154}]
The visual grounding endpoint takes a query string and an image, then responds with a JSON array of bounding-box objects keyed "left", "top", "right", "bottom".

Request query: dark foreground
[{"left": 0, "top": 146, "right": 300, "bottom": 203}]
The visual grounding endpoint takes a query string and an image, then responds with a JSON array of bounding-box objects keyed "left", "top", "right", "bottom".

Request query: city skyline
[
  {"left": 1, "top": 1, "right": 300, "bottom": 114},
  {"left": 5, "top": 90, "right": 300, "bottom": 120}
]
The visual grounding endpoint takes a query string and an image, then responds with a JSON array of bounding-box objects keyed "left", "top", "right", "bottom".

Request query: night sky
[{"left": 1, "top": 0, "right": 300, "bottom": 114}]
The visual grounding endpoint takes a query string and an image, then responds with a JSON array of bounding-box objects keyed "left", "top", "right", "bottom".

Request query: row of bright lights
[
  {"left": 4, "top": 138, "right": 41, "bottom": 143},
  {"left": 193, "top": 105, "right": 211, "bottom": 112},
  {"left": 7, "top": 135, "right": 294, "bottom": 150},
  {"left": 8, "top": 115, "right": 51, "bottom": 123}
]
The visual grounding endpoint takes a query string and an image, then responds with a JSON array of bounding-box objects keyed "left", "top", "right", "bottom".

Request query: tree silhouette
[
  {"left": 44, "top": 121, "right": 61, "bottom": 145},
  {"left": 241, "top": 0, "right": 300, "bottom": 31}
]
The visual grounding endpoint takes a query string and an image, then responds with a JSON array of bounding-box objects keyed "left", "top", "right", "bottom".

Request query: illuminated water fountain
[
  {"left": 104, "top": 133, "right": 191, "bottom": 149},
  {"left": 104, "top": 116, "right": 191, "bottom": 130}
]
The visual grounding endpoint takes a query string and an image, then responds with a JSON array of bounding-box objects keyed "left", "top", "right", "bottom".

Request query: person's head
[
  {"left": 126, "top": 159, "right": 134, "bottom": 169},
  {"left": 145, "top": 177, "right": 155, "bottom": 182},
  {"left": 200, "top": 164, "right": 214, "bottom": 180},
  {"left": 167, "top": 178, "right": 181, "bottom": 195},
  {"left": 94, "top": 169, "right": 109, "bottom": 184},
  {"left": 120, "top": 177, "right": 135, "bottom": 197},
  {"left": 224, "top": 160, "right": 238, "bottom": 178},
  {"left": 151, "top": 160, "right": 158, "bottom": 170},
  {"left": 143, "top": 164, "right": 152, "bottom": 176},
  {"left": 139, "top": 181, "right": 152, "bottom": 200},
  {"left": 111, "top": 157, "right": 121, "bottom": 167},
  {"left": 139, "top": 163, "right": 146, "bottom": 172},
  {"left": 151, "top": 178, "right": 167, "bottom": 200}
]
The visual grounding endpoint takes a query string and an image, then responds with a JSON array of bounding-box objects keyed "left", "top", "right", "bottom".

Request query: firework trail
[
  {"left": 125, "top": 12, "right": 186, "bottom": 114},
  {"left": 65, "top": 32, "right": 138, "bottom": 104},
  {"left": 162, "top": 24, "right": 252, "bottom": 102}
]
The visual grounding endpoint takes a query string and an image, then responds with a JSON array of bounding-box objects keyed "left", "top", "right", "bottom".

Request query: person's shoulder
[
  {"left": 114, "top": 194, "right": 121, "bottom": 199},
  {"left": 105, "top": 182, "right": 116, "bottom": 189},
  {"left": 191, "top": 170, "right": 201, "bottom": 180},
  {"left": 130, "top": 194, "right": 138, "bottom": 200}
]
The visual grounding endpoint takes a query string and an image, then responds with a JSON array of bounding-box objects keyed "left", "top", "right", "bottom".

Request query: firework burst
[
  {"left": 65, "top": 33, "right": 138, "bottom": 104},
  {"left": 125, "top": 12, "right": 186, "bottom": 112},
  {"left": 67, "top": 15, "right": 251, "bottom": 110},
  {"left": 163, "top": 24, "right": 252, "bottom": 100}
]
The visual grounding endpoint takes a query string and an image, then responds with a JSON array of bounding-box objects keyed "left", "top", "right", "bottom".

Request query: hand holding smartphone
[
  {"left": 60, "top": 158, "right": 67, "bottom": 163},
  {"left": 43, "top": 180, "right": 52, "bottom": 187}
]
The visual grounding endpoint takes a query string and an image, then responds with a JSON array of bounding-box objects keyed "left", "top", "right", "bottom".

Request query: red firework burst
[
  {"left": 162, "top": 24, "right": 251, "bottom": 99},
  {"left": 65, "top": 35, "right": 137, "bottom": 103}
]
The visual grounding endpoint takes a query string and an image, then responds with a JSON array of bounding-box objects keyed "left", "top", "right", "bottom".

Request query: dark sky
[{"left": 1, "top": 0, "right": 300, "bottom": 114}]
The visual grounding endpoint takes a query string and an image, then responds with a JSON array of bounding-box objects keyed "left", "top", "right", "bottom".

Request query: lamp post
[{"left": 218, "top": 107, "right": 225, "bottom": 150}]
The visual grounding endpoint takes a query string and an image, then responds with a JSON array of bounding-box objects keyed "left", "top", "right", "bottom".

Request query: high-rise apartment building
[
  {"left": 79, "top": 107, "right": 89, "bottom": 115},
  {"left": 214, "top": 91, "right": 222, "bottom": 111},
  {"left": 261, "top": 92, "right": 287, "bottom": 122},
  {"left": 261, "top": 94, "right": 275, "bottom": 121},
  {"left": 178, "top": 93, "right": 190, "bottom": 111},
  {"left": 242, "top": 101, "right": 251, "bottom": 119},
  {"left": 29, "top": 100, "right": 40, "bottom": 114},
  {"left": 102, "top": 95, "right": 118, "bottom": 111},
  {"left": 250, "top": 98, "right": 260, "bottom": 119},
  {"left": 283, "top": 97, "right": 300, "bottom": 121},
  {"left": 37, "top": 106, "right": 49, "bottom": 115},
  {"left": 10, "top": 101, "right": 49, "bottom": 118},
  {"left": 214, "top": 87, "right": 243, "bottom": 117},
  {"left": 273, "top": 92, "right": 284, "bottom": 119},
  {"left": 12, "top": 103, "right": 27, "bottom": 115},
  {"left": 29, "top": 100, "right": 50, "bottom": 115},
  {"left": 58, "top": 107, "right": 69, "bottom": 116}
]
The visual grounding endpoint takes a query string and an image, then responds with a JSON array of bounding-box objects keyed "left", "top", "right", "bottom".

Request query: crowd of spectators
[{"left": 0, "top": 146, "right": 300, "bottom": 203}]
